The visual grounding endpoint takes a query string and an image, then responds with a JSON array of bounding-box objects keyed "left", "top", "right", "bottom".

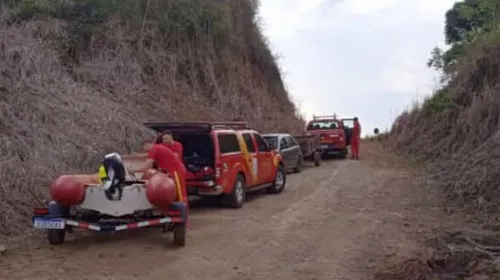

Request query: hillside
[
  {"left": 388, "top": 0, "right": 500, "bottom": 278},
  {"left": 391, "top": 0, "right": 500, "bottom": 220},
  {"left": 0, "top": 0, "right": 304, "bottom": 236}
]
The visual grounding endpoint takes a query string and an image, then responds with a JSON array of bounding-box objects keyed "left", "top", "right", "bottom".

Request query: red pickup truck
[
  {"left": 144, "top": 122, "right": 286, "bottom": 209},
  {"left": 305, "top": 115, "right": 351, "bottom": 159}
]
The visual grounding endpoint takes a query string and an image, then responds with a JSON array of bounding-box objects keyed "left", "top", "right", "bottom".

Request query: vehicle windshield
[
  {"left": 307, "top": 120, "right": 339, "bottom": 130},
  {"left": 263, "top": 136, "right": 279, "bottom": 150}
]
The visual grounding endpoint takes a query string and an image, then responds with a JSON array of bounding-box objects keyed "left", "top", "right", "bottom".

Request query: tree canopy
[{"left": 428, "top": 0, "right": 500, "bottom": 79}]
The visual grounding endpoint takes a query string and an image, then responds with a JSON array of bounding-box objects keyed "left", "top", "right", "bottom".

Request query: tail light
[
  {"left": 215, "top": 164, "right": 221, "bottom": 179},
  {"left": 34, "top": 208, "right": 49, "bottom": 215}
]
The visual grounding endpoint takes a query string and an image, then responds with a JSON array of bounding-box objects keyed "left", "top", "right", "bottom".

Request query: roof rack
[
  {"left": 312, "top": 114, "right": 337, "bottom": 120},
  {"left": 143, "top": 121, "right": 250, "bottom": 132},
  {"left": 210, "top": 121, "right": 249, "bottom": 130}
]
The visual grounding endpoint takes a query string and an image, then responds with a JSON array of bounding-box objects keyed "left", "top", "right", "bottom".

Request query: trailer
[
  {"left": 293, "top": 135, "right": 321, "bottom": 167},
  {"left": 32, "top": 155, "right": 188, "bottom": 247}
]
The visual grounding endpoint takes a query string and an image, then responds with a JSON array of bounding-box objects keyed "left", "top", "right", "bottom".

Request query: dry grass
[
  {"left": 386, "top": 26, "right": 500, "bottom": 279},
  {"left": 0, "top": 0, "right": 304, "bottom": 237}
]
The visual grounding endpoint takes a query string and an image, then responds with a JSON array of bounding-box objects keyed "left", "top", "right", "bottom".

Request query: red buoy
[
  {"left": 145, "top": 173, "right": 177, "bottom": 211},
  {"left": 50, "top": 175, "right": 86, "bottom": 206}
]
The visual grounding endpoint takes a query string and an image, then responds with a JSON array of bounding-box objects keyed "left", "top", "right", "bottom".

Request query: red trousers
[{"left": 351, "top": 138, "right": 360, "bottom": 157}]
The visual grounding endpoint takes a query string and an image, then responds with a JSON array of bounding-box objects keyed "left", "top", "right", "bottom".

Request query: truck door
[
  {"left": 279, "top": 137, "right": 291, "bottom": 168},
  {"left": 285, "top": 136, "right": 300, "bottom": 164},
  {"left": 241, "top": 132, "right": 259, "bottom": 186},
  {"left": 341, "top": 118, "right": 354, "bottom": 145},
  {"left": 253, "top": 133, "right": 274, "bottom": 183}
]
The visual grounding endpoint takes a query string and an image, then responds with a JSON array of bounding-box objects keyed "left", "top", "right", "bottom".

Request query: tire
[
  {"left": 339, "top": 149, "right": 348, "bottom": 159},
  {"left": 48, "top": 229, "right": 65, "bottom": 245},
  {"left": 293, "top": 157, "right": 302, "bottom": 173},
  {"left": 222, "top": 174, "right": 245, "bottom": 209},
  {"left": 267, "top": 164, "right": 286, "bottom": 194},
  {"left": 47, "top": 201, "right": 67, "bottom": 245},
  {"left": 173, "top": 224, "right": 186, "bottom": 246},
  {"left": 313, "top": 152, "right": 321, "bottom": 166}
]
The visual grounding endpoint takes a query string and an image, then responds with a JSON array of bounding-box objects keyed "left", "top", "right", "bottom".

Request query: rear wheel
[
  {"left": 293, "top": 157, "right": 302, "bottom": 173},
  {"left": 339, "top": 149, "right": 348, "bottom": 159},
  {"left": 313, "top": 152, "right": 321, "bottom": 166},
  {"left": 173, "top": 224, "right": 186, "bottom": 246},
  {"left": 267, "top": 164, "right": 286, "bottom": 194},
  {"left": 222, "top": 174, "right": 245, "bottom": 208},
  {"left": 48, "top": 230, "right": 65, "bottom": 245},
  {"left": 47, "top": 201, "right": 67, "bottom": 245}
]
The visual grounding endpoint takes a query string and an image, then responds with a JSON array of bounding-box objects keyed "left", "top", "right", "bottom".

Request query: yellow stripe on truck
[{"left": 237, "top": 134, "right": 258, "bottom": 185}]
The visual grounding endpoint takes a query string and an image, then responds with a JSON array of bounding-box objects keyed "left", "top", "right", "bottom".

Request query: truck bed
[{"left": 293, "top": 135, "right": 320, "bottom": 157}]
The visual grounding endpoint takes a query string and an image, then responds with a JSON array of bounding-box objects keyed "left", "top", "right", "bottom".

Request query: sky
[{"left": 258, "top": 0, "right": 457, "bottom": 135}]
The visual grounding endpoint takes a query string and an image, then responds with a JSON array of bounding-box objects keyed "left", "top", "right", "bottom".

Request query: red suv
[
  {"left": 305, "top": 115, "right": 349, "bottom": 158},
  {"left": 144, "top": 122, "right": 286, "bottom": 208}
]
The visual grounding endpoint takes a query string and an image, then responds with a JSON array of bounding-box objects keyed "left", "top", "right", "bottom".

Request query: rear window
[
  {"left": 307, "top": 120, "right": 340, "bottom": 130},
  {"left": 263, "top": 136, "right": 278, "bottom": 150},
  {"left": 218, "top": 133, "right": 241, "bottom": 154}
]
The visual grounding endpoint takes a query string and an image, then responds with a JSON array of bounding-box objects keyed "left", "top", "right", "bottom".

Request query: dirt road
[{"left": 0, "top": 142, "right": 445, "bottom": 280}]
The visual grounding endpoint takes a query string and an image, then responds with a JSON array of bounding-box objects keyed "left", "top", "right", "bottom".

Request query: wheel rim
[
  {"left": 275, "top": 171, "right": 284, "bottom": 189},
  {"left": 235, "top": 180, "right": 244, "bottom": 203}
]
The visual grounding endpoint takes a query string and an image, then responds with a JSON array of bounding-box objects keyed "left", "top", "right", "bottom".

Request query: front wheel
[{"left": 267, "top": 165, "right": 286, "bottom": 194}]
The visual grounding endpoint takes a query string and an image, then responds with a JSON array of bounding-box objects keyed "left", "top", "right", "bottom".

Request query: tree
[{"left": 430, "top": 0, "right": 500, "bottom": 76}]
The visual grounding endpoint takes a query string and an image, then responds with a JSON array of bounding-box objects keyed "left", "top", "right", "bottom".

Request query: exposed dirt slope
[
  {"left": 389, "top": 24, "right": 500, "bottom": 280},
  {"left": 390, "top": 29, "right": 500, "bottom": 217},
  {"left": 0, "top": 0, "right": 304, "bottom": 236}
]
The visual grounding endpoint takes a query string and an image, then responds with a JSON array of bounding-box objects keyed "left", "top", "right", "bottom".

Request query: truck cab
[
  {"left": 305, "top": 115, "right": 348, "bottom": 158},
  {"left": 143, "top": 122, "right": 286, "bottom": 209}
]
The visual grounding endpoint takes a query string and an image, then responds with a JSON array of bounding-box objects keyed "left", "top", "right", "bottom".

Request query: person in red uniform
[
  {"left": 161, "top": 131, "right": 184, "bottom": 161},
  {"left": 131, "top": 140, "right": 187, "bottom": 204},
  {"left": 351, "top": 117, "right": 361, "bottom": 160},
  {"left": 155, "top": 131, "right": 183, "bottom": 162}
]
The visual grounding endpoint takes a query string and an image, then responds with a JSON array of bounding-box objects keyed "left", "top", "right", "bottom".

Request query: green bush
[{"left": 422, "top": 88, "right": 456, "bottom": 115}]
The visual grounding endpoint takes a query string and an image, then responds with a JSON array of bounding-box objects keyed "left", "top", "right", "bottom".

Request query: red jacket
[
  {"left": 352, "top": 122, "right": 361, "bottom": 139},
  {"left": 163, "top": 141, "right": 183, "bottom": 161}
]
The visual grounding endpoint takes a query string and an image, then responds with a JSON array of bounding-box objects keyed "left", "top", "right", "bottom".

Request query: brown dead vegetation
[
  {"left": 0, "top": 0, "right": 304, "bottom": 236},
  {"left": 386, "top": 27, "right": 500, "bottom": 280}
]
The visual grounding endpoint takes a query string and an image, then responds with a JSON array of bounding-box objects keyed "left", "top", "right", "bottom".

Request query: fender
[
  {"left": 272, "top": 152, "right": 284, "bottom": 177},
  {"left": 225, "top": 162, "right": 244, "bottom": 194}
]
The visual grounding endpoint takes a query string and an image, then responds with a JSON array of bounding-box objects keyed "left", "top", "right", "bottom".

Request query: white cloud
[{"left": 258, "top": 0, "right": 456, "bottom": 135}]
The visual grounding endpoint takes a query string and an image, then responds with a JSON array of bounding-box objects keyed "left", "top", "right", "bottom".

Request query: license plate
[
  {"left": 33, "top": 217, "right": 65, "bottom": 229},
  {"left": 321, "top": 145, "right": 330, "bottom": 149}
]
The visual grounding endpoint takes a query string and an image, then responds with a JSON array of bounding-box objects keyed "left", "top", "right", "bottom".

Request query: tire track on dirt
[{"left": 270, "top": 160, "right": 348, "bottom": 239}]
